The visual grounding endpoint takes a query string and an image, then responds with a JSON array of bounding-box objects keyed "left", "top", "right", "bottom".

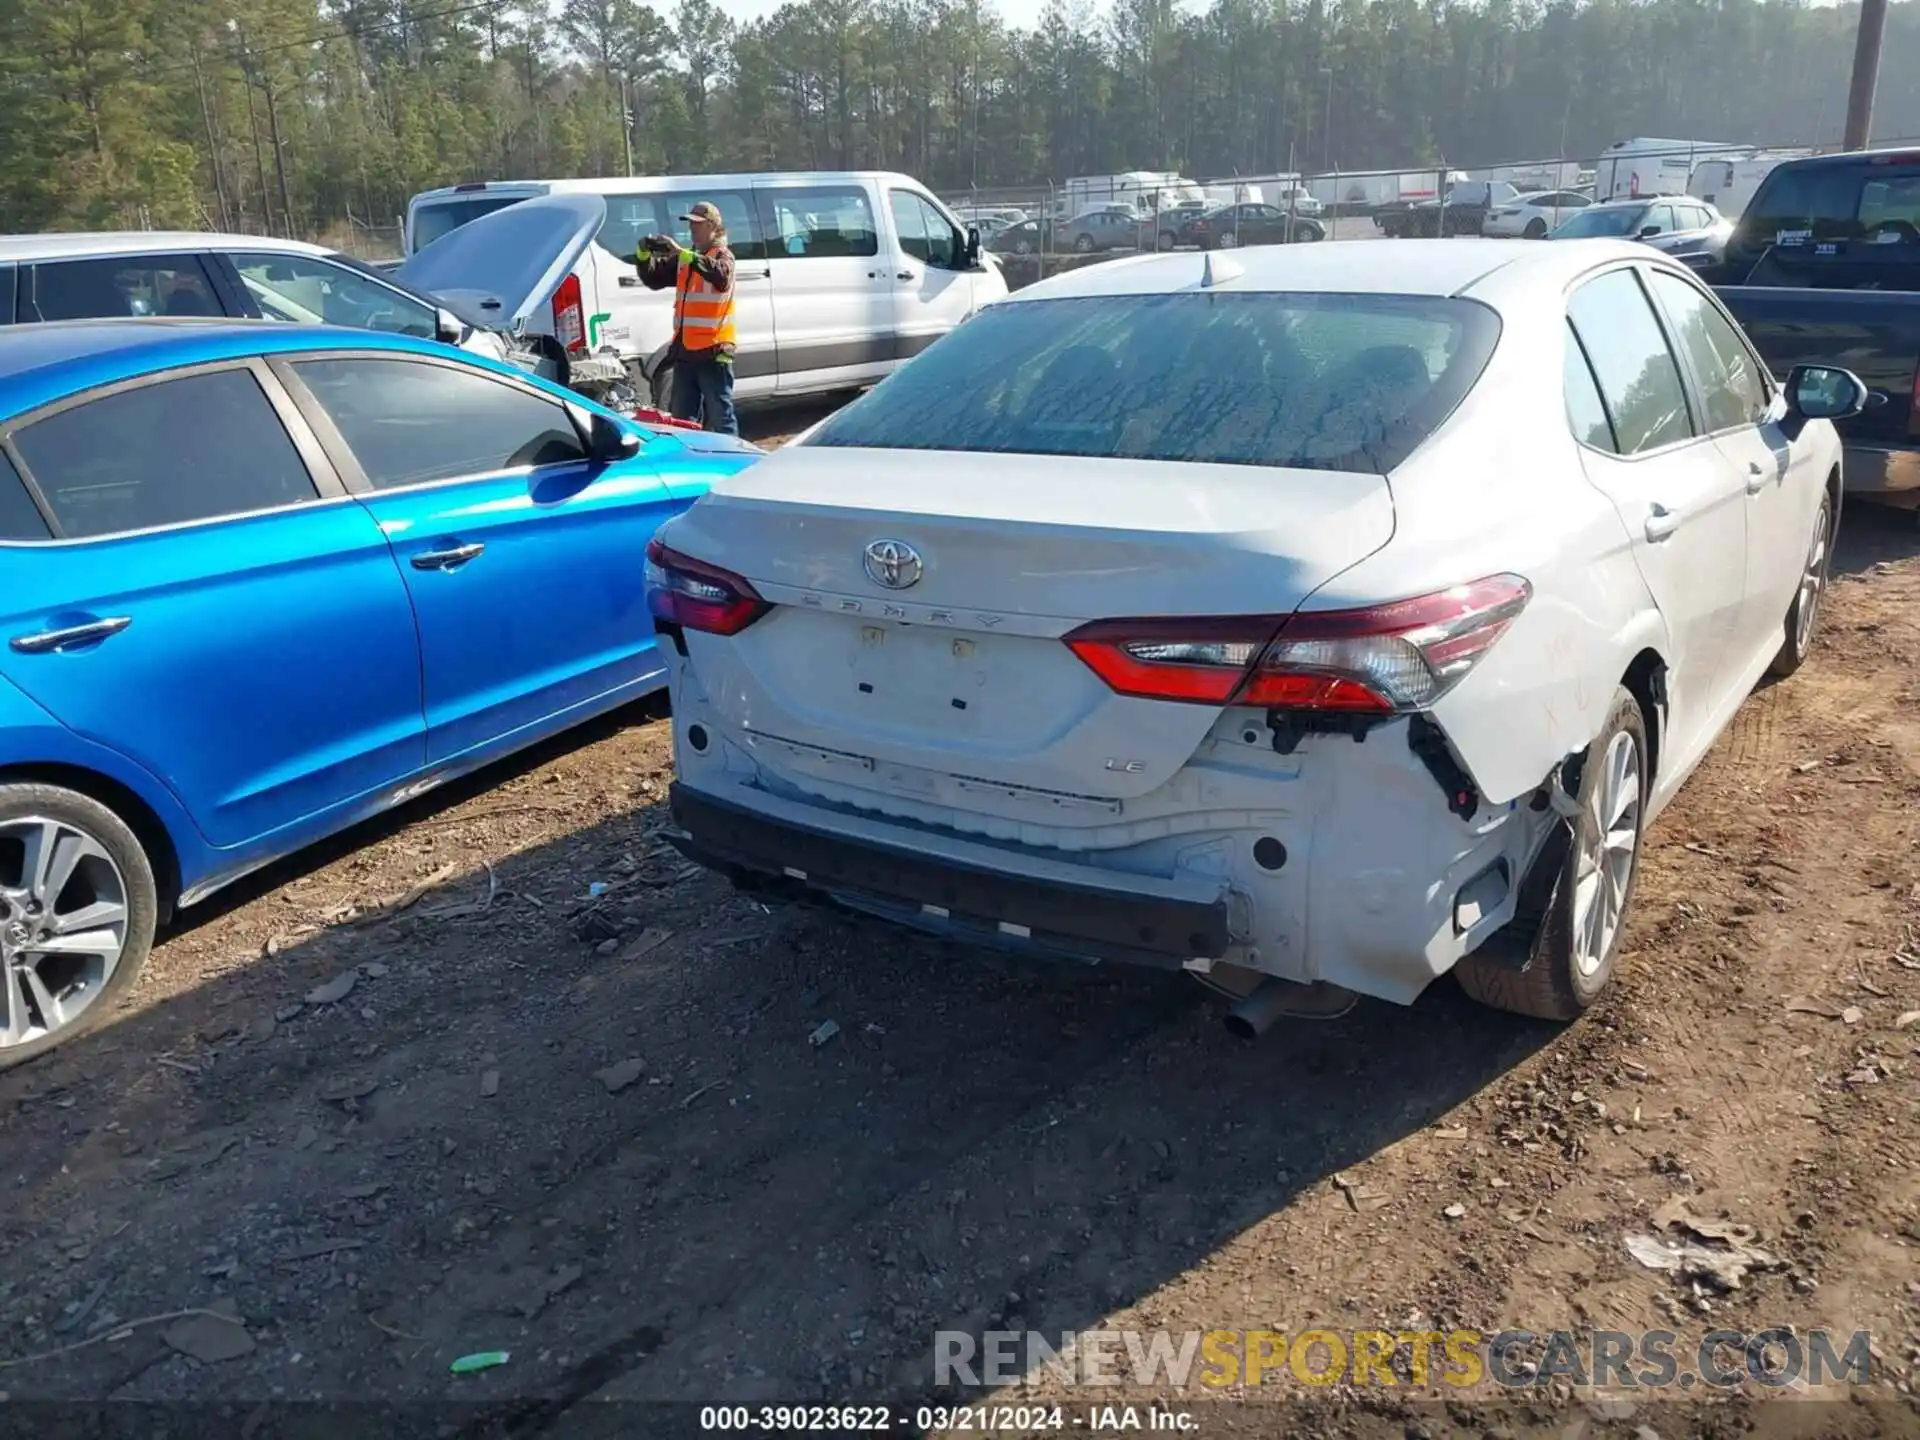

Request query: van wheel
[
  {"left": 0, "top": 786, "right": 159, "bottom": 1071},
  {"left": 1455, "top": 688, "right": 1648, "bottom": 1021},
  {"left": 1768, "top": 489, "right": 1833, "bottom": 678}
]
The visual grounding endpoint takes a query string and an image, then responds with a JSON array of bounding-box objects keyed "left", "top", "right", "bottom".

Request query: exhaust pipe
[{"left": 1224, "top": 979, "right": 1357, "bottom": 1039}]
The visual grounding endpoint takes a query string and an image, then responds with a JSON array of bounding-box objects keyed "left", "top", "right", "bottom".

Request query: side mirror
[
  {"left": 434, "top": 307, "right": 466, "bottom": 345},
  {"left": 966, "top": 225, "right": 982, "bottom": 266},
  {"left": 589, "top": 411, "right": 643, "bottom": 464},
  {"left": 1639, "top": 225, "right": 1663, "bottom": 238},
  {"left": 1786, "top": 364, "right": 1868, "bottom": 422}
]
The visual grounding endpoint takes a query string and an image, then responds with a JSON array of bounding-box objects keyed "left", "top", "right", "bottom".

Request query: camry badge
[{"left": 863, "top": 539, "right": 923, "bottom": 590}]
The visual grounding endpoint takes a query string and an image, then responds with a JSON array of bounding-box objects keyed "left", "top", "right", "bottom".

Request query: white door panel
[
  {"left": 886, "top": 187, "right": 977, "bottom": 361},
  {"left": 755, "top": 181, "right": 893, "bottom": 394}
]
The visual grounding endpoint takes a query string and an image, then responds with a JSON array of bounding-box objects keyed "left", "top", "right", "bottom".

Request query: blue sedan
[{"left": 0, "top": 318, "right": 758, "bottom": 1067}]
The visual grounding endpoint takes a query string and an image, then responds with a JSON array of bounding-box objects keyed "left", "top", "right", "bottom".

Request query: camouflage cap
[{"left": 679, "top": 201, "right": 725, "bottom": 227}]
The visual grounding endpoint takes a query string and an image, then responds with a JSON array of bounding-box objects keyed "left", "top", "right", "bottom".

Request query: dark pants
[{"left": 669, "top": 353, "right": 737, "bottom": 435}]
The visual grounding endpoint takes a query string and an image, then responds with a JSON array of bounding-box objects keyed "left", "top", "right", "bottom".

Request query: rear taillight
[
  {"left": 553, "top": 273, "right": 587, "bottom": 355},
  {"left": 644, "top": 539, "right": 769, "bottom": 636},
  {"left": 1065, "top": 575, "right": 1532, "bottom": 714}
]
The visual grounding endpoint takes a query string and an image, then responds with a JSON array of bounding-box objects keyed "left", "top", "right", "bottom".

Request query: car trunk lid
[
  {"left": 394, "top": 192, "right": 605, "bottom": 334},
  {"left": 665, "top": 446, "right": 1395, "bottom": 801}
]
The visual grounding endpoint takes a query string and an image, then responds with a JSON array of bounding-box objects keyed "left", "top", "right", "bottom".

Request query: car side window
[
  {"left": 10, "top": 369, "right": 317, "bottom": 538},
  {"left": 229, "top": 252, "right": 434, "bottom": 337},
  {"left": 915, "top": 196, "right": 962, "bottom": 268},
  {"left": 758, "top": 186, "right": 879, "bottom": 259},
  {"left": 18, "top": 255, "right": 222, "bottom": 322},
  {"left": 889, "top": 189, "right": 932, "bottom": 263},
  {"left": 1566, "top": 268, "right": 1695, "bottom": 455},
  {"left": 1564, "top": 322, "right": 1618, "bottom": 453},
  {"left": 1645, "top": 204, "right": 1675, "bottom": 234},
  {"left": 0, "top": 449, "right": 51, "bottom": 540},
  {"left": 1645, "top": 270, "right": 1770, "bottom": 433},
  {"left": 291, "top": 357, "right": 587, "bottom": 491}
]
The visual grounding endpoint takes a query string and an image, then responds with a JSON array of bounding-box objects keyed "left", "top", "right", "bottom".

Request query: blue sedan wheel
[{"left": 0, "top": 785, "right": 157, "bottom": 1070}]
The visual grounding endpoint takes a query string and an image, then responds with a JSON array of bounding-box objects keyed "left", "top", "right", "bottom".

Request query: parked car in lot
[
  {"left": 1710, "top": 147, "right": 1920, "bottom": 508},
  {"left": 1379, "top": 181, "right": 1521, "bottom": 237},
  {"left": 1549, "top": 197, "right": 1732, "bottom": 268},
  {"left": 1176, "top": 203, "right": 1326, "bottom": 249},
  {"left": 1060, "top": 208, "right": 1147, "bottom": 254},
  {"left": 0, "top": 320, "right": 758, "bottom": 1068},
  {"left": 0, "top": 230, "right": 573, "bottom": 382},
  {"left": 648, "top": 240, "right": 1862, "bottom": 1034},
  {"left": 404, "top": 171, "right": 1009, "bottom": 407},
  {"left": 989, "top": 218, "right": 1054, "bottom": 256},
  {"left": 1482, "top": 190, "right": 1593, "bottom": 238}
]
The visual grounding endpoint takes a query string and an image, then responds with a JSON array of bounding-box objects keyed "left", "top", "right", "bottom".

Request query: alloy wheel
[
  {"left": 1794, "top": 496, "right": 1832, "bottom": 657},
  {"left": 1569, "top": 731, "right": 1641, "bottom": 978},
  {"left": 0, "top": 815, "right": 131, "bottom": 1050}
]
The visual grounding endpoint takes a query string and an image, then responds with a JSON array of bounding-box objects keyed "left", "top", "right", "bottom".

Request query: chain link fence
[{"left": 945, "top": 140, "right": 1920, "bottom": 291}]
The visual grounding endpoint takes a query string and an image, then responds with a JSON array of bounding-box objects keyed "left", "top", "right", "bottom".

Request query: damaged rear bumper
[{"left": 667, "top": 781, "right": 1235, "bottom": 969}]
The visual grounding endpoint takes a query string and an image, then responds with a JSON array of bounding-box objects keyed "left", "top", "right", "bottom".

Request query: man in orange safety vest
[{"left": 635, "top": 200, "right": 739, "bottom": 435}]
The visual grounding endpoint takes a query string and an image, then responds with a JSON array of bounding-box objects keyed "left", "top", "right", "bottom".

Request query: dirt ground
[{"left": 2, "top": 412, "right": 1918, "bottom": 1438}]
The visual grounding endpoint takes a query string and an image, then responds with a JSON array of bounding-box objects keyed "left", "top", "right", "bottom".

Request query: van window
[
  {"left": 758, "top": 186, "right": 880, "bottom": 259},
  {"left": 410, "top": 194, "right": 526, "bottom": 254},
  {"left": 18, "top": 256, "right": 222, "bottom": 321},
  {"left": 889, "top": 190, "right": 962, "bottom": 268},
  {"left": 597, "top": 190, "right": 763, "bottom": 263}
]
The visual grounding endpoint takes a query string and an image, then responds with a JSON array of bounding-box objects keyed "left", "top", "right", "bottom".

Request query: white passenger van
[{"left": 404, "top": 171, "right": 1009, "bottom": 407}]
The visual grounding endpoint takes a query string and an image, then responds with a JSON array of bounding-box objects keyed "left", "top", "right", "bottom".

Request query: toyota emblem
[{"left": 862, "top": 539, "right": 923, "bottom": 590}]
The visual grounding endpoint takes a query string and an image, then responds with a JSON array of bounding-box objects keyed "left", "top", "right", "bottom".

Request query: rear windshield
[
  {"left": 1554, "top": 206, "right": 1646, "bottom": 238},
  {"left": 1740, "top": 160, "right": 1920, "bottom": 246},
  {"left": 410, "top": 194, "right": 527, "bottom": 253},
  {"left": 804, "top": 291, "right": 1500, "bottom": 474}
]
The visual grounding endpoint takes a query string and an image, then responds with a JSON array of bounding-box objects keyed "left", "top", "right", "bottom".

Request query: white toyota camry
[{"left": 645, "top": 239, "right": 1864, "bottom": 1034}]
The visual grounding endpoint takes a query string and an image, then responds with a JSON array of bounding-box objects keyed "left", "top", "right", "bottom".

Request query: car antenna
[{"left": 1200, "top": 251, "right": 1244, "bottom": 289}]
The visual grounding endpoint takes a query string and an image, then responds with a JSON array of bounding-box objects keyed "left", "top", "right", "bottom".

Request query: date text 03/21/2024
[{"left": 697, "top": 1405, "right": 1195, "bottom": 1432}]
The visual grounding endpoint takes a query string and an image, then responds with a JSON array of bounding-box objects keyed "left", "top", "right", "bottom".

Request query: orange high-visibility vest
[{"left": 674, "top": 247, "right": 736, "bottom": 351}]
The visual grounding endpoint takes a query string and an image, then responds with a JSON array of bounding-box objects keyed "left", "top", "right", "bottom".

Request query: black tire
[
  {"left": 1073, "top": 234, "right": 1094, "bottom": 254},
  {"left": 1216, "top": 230, "right": 1239, "bottom": 249},
  {"left": 1525, "top": 218, "right": 1548, "bottom": 239},
  {"left": 1768, "top": 488, "right": 1834, "bottom": 678},
  {"left": 1156, "top": 231, "right": 1175, "bottom": 251},
  {"left": 0, "top": 784, "right": 159, "bottom": 1071},
  {"left": 1455, "top": 687, "right": 1649, "bottom": 1021}
]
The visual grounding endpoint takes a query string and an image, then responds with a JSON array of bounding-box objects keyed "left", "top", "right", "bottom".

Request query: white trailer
[
  {"left": 1687, "top": 151, "right": 1812, "bottom": 218},
  {"left": 1592, "top": 137, "right": 1748, "bottom": 202}
]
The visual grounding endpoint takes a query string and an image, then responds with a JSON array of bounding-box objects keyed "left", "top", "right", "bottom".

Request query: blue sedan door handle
[
  {"left": 10, "top": 616, "right": 133, "bottom": 654},
  {"left": 411, "top": 543, "right": 485, "bottom": 572}
]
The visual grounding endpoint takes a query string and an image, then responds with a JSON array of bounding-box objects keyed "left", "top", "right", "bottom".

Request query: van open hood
[{"left": 394, "top": 192, "right": 606, "bottom": 332}]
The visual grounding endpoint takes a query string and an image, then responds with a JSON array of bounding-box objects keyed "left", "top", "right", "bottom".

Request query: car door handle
[
  {"left": 1745, "top": 460, "right": 1770, "bottom": 494},
  {"left": 896, "top": 270, "right": 918, "bottom": 282},
  {"left": 10, "top": 616, "right": 133, "bottom": 654},
  {"left": 736, "top": 270, "right": 769, "bottom": 282},
  {"left": 618, "top": 275, "right": 642, "bottom": 287},
  {"left": 411, "top": 543, "right": 485, "bottom": 571},
  {"left": 1644, "top": 505, "right": 1680, "bottom": 543}
]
